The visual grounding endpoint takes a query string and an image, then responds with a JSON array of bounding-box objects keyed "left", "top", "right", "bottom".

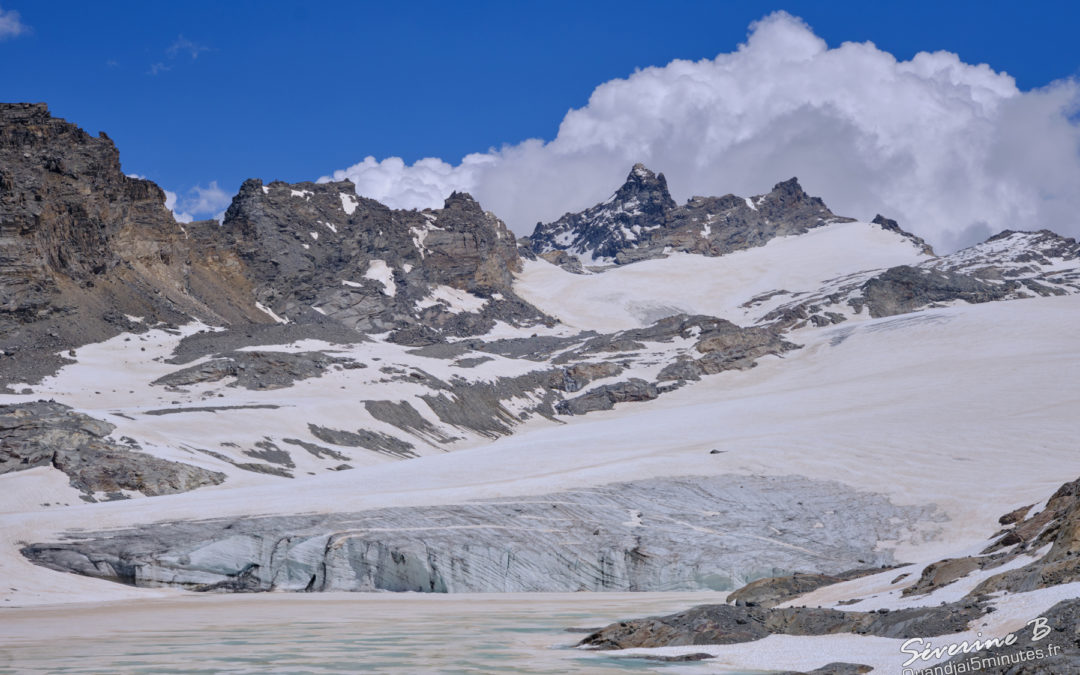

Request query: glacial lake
[{"left": 0, "top": 591, "right": 769, "bottom": 674}]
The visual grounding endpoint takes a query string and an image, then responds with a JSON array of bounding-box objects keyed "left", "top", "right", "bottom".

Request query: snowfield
[{"left": 516, "top": 220, "right": 932, "bottom": 331}]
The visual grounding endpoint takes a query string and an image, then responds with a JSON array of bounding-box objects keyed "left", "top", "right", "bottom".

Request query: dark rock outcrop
[
  {"left": 307, "top": 424, "right": 417, "bottom": 458},
  {"left": 530, "top": 165, "right": 851, "bottom": 265},
  {"left": 218, "top": 179, "right": 550, "bottom": 338},
  {"left": 556, "top": 378, "right": 658, "bottom": 415},
  {"left": 756, "top": 225, "right": 1080, "bottom": 330},
  {"left": 152, "top": 350, "right": 365, "bottom": 391},
  {"left": 726, "top": 567, "right": 890, "bottom": 608},
  {"left": 938, "top": 598, "right": 1080, "bottom": 674},
  {"left": 537, "top": 249, "right": 585, "bottom": 274},
  {"left": 871, "top": 214, "right": 935, "bottom": 256},
  {"left": 858, "top": 265, "right": 1015, "bottom": 318},
  {"left": 966, "top": 477, "right": 1080, "bottom": 595},
  {"left": 0, "top": 401, "right": 225, "bottom": 496},
  {"left": 529, "top": 164, "right": 676, "bottom": 262},
  {"left": 777, "top": 664, "right": 872, "bottom": 675},
  {"left": 578, "top": 600, "right": 986, "bottom": 649}
]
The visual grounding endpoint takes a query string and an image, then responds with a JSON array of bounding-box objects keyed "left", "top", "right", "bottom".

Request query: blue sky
[{"left": 2, "top": 1, "right": 1080, "bottom": 248}]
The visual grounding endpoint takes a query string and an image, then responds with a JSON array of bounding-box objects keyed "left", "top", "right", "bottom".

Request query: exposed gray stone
[
  {"left": 0, "top": 401, "right": 225, "bottom": 496},
  {"left": 191, "top": 447, "right": 293, "bottom": 478},
  {"left": 453, "top": 356, "right": 494, "bottom": 368},
  {"left": 530, "top": 165, "right": 851, "bottom": 265},
  {"left": 859, "top": 265, "right": 1016, "bottom": 319},
  {"left": 153, "top": 350, "right": 364, "bottom": 391},
  {"left": 530, "top": 164, "right": 676, "bottom": 262},
  {"left": 938, "top": 598, "right": 1080, "bottom": 674},
  {"left": 142, "top": 404, "right": 280, "bottom": 416},
  {"left": 0, "top": 104, "right": 268, "bottom": 389},
  {"left": 578, "top": 599, "right": 986, "bottom": 649},
  {"left": 220, "top": 179, "right": 553, "bottom": 338},
  {"left": 363, "top": 399, "right": 459, "bottom": 444},
  {"left": 419, "top": 370, "right": 561, "bottom": 438},
  {"left": 281, "top": 437, "right": 348, "bottom": 462},
  {"left": 777, "top": 663, "right": 872, "bottom": 675},
  {"left": 537, "top": 250, "right": 586, "bottom": 274},
  {"left": 306, "top": 424, "right": 417, "bottom": 459},
  {"left": 871, "top": 214, "right": 935, "bottom": 256},
  {"left": 726, "top": 568, "right": 892, "bottom": 608},
  {"left": 556, "top": 378, "right": 658, "bottom": 415},
  {"left": 242, "top": 440, "right": 294, "bottom": 468},
  {"left": 0, "top": 104, "right": 553, "bottom": 392},
  {"left": 166, "top": 322, "right": 370, "bottom": 365}
]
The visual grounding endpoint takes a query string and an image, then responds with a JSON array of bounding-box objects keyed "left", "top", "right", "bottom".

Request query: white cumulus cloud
[
  {"left": 321, "top": 12, "right": 1080, "bottom": 252},
  {"left": 0, "top": 5, "right": 28, "bottom": 40}
]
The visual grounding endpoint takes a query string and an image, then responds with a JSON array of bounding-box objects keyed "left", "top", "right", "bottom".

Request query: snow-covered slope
[
  {"left": 5, "top": 294, "right": 1079, "bottom": 603},
  {"left": 928, "top": 229, "right": 1080, "bottom": 288},
  {"left": 517, "top": 219, "right": 934, "bottom": 331}
]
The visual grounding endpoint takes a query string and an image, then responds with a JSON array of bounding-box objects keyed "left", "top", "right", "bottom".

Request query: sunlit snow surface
[{"left": 516, "top": 221, "right": 932, "bottom": 331}]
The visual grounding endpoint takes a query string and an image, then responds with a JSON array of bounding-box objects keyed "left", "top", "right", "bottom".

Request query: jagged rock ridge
[
  {"left": 0, "top": 401, "right": 224, "bottom": 498},
  {"left": 217, "top": 179, "right": 551, "bottom": 344},
  {"left": 0, "top": 103, "right": 551, "bottom": 391},
  {"left": 528, "top": 164, "right": 851, "bottom": 265},
  {"left": 0, "top": 103, "right": 267, "bottom": 387}
]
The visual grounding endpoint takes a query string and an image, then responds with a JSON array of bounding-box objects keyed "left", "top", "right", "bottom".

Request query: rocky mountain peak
[
  {"left": 613, "top": 163, "right": 676, "bottom": 214},
  {"left": 526, "top": 164, "right": 677, "bottom": 263},
  {"left": 756, "top": 177, "right": 825, "bottom": 214},
  {"left": 983, "top": 229, "right": 1080, "bottom": 258},
  {"left": 444, "top": 191, "right": 479, "bottom": 207},
  {"left": 437, "top": 191, "right": 496, "bottom": 225},
  {"left": 529, "top": 167, "right": 853, "bottom": 266},
  {"left": 870, "top": 213, "right": 899, "bottom": 229},
  {"left": 0, "top": 105, "right": 552, "bottom": 388},
  {"left": 924, "top": 228, "right": 1080, "bottom": 286},
  {"left": 214, "top": 173, "right": 545, "bottom": 343},
  {"left": 0, "top": 103, "right": 269, "bottom": 387},
  {"left": 766, "top": 176, "right": 804, "bottom": 197}
]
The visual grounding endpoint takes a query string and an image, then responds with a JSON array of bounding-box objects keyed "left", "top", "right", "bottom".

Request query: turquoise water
[{"left": 0, "top": 592, "right": 769, "bottom": 674}]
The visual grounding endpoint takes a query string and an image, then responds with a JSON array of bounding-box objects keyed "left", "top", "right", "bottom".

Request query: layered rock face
[
  {"left": 0, "top": 103, "right": 267, "bottom": 387},
  {"left": 0, "top": 104, "right": 548, "bottom": 389},
  {"left": 0, "top": 401, "right": 224, "bottom": 498},
  {"left": 528, "top": 164, "right": 849, "bottom": 264},
  {"left": 217, "top": 179, "right": 549, "bottom": 343}
]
